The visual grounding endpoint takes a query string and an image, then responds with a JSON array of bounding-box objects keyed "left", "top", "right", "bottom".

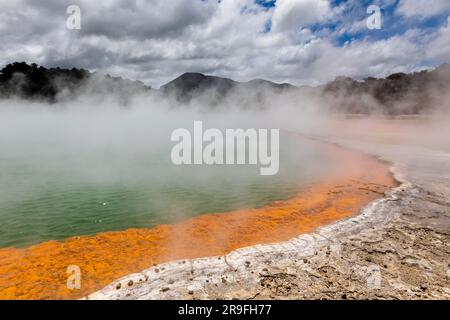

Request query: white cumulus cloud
[
  {"left": 271, "top": 0, "right": 331, "bottom": 32},
  {"left": 397, "top": 0, "right": 450, "bottom": 18}
]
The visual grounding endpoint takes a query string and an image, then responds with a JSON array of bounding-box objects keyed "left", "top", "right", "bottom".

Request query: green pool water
[{"left": 0, "top": 111, "right": 331, "bottom": 248}]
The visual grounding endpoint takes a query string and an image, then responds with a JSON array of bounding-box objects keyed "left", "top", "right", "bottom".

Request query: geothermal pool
[
  {"left": 0, "top": 108, "right": 397, "bottom": 300},
  {"left": 0, "top": 130, "right": 330, "bottom": 248}
]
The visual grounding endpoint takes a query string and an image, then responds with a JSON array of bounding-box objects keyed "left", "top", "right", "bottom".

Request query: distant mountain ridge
[
  {"left": 161, "top": 72, "right": 238, "bottom": 102},
  {"left": 161, "top": 72, "right": 295, "bottom": 103},
  {"left": 1, "top": 61, "right": 450, "bottom": 114}
]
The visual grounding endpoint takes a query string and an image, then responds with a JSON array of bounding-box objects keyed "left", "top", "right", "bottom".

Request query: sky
[{"left": 1, "top": 0, "right": 450, "bottom": 88}]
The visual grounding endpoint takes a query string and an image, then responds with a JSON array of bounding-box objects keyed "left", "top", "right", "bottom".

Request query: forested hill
[
  {"left": 1, "top": 61, "right": 450, "bottom": 115},
  {"left": 0, "top": 62, "right": 151, "bottom": 103},
  {"left": 321, "top": 64, "right": 450, "bottom": 115}
]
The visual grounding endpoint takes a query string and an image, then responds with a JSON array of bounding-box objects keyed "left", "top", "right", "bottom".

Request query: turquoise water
[{"left": 0, "top": 112, "right": 330, "bottom": 248}]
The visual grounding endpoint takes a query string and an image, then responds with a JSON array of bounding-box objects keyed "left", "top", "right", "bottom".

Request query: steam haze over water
[{"left": 0, "top": 100, "right": 331, "bottom": 248}]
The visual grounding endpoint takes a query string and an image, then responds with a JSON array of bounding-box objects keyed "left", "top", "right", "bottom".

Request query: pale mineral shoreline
[{"left": 86, "top": 137, "right": 450, "bottom": 300}]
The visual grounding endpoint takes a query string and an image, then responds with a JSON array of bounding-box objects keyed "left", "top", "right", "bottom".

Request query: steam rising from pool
[
  {"left": 1, "top": 81, "right": 449, "bottom": 249},
  {"left": 0, "top": 97, "right": 328, "bottom": 248}
]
